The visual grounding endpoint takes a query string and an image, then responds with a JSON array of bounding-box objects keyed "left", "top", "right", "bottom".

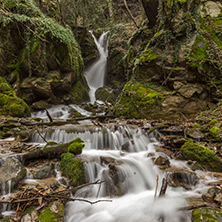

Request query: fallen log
[
  {"left": 159, "top": 178, "right": 167, "bottom": 196},
  {"left": 21, "top": 138, "right": 83, "bottom": 165}
]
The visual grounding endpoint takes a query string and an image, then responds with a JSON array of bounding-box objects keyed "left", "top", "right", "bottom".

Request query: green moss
[
  {"left": 60, "top": 152, "right": 85, "bottom": 187},
  {"left": 39, "top": 208, "right": 61, "bottom": 222},
  {"left": 209, "top": 126, "right": 220, "bottom": 138},
  {"left": 135, "top": 48, "right": 157, "bottom": 66},
  {"left": 209, "top": 119, "right": 219, "bottom": 125},
  {"left": 181, "top": 140, "right": 222, "bottom": 171},
  {"left": 192, "top": 123, "right": 201, "bottom": 128},
  {"left": 67, "top": 137, "right": 84, "bottom": 155},
  {"left": 192, "top": 207, "right": 222, "bottom": 222},
  {"left": 115, "top": 81, "right": 164, "bottom": 119},
  {"left": 0, "top": 77, "right": 30, "bottom": 117}
]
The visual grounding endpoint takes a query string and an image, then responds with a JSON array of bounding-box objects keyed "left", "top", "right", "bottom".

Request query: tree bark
[{"left": 141, "top": 0, "right": 159, "bottom": 27}]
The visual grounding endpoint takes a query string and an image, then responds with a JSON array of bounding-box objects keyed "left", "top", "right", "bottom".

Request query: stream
[{"left": 0, "top": 32, "right": 220, "bottom": 221}]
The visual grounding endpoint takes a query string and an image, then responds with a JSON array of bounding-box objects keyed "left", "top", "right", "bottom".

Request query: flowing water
[
  {"left": 30, "top": 122, "right": 215, "bottom": 222},
  {"left": 84, "top": 31, "right": 109, "bottom": 104}
]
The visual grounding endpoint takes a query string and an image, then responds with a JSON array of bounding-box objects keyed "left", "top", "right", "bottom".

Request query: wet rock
[
  {"left": 166, "top": 168, "right": 199, "bottom": 190},
  {"left": 0, "top": 158, "right": 26, "bottom": 194},
  {"left": 32, "top": 100, "right": 51, "bottom": 110},
  {"left": 154, "top": 156, "right": 170, "bottom": 169},
  {"left": 95, "top": 86, "right": 118, "bottom": 104},
  {"left": 121, "top": 140, "right": 134, "bottom": 152},
  {"left": 34, "top": 164, "right": 55, "bottom": 179},
  {"left": 100, "top": 156, "right": 115, "bottom": 165}
]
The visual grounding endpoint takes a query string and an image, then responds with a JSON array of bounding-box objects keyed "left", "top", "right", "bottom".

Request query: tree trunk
[{"left": 141, "top": 0, "right": 159, "bottom": 27}]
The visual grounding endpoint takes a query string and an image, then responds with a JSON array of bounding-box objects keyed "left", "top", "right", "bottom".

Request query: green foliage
[
  {"left": 60, "top": 152, "right": 85, "bottom": 187},
  {"left": 181, "top": 140, "right": 222, "bottom": 171},
  {"left": 0, "top": 0, "right": 83, "bottom": 76},
  {"left": 39, "top": 208, "right": 61, "bottom": 222},
  {"left": 0, "top": 77, "right": 30, "bottom": 117}
]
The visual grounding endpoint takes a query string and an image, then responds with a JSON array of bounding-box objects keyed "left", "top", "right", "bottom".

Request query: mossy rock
[
  {"left": 114, "top": 81, "right": 165, "bottom": 119},
  {"left": 39, "top": 208, "right": 62, "bottom": 222},
  {"left": 192, "top": 207, "right": 222, "bottom": 222},
  {"left": 60, "top": 152, "right": 85, "bottom": 188},
  {"left": 71, "top": 78, "right": 89, "bottom": 104},
  {"left": 209, "top": 126, "right": 222, "bottom": 139},
  {"left": 67, "top": 137, "right": 84, "bottom": 155},
  {"left": 181, "top": 140, "right": 222, "bottom": 172},
  {"left": 0, "top": 77, "right": 30, "bottom": 117}
]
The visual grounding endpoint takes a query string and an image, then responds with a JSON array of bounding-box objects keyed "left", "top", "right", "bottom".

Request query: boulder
[{"left": 166, "top": 168, "right": 199, "bottom": 190}]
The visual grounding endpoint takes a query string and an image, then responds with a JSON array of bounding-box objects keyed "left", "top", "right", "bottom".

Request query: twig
[
  {"left": 159, "top": 178, "right": 167, "bottom": 197},
  {"left": 123, "top": 0, "right": 139, "bottom": 29},
  {"left": 46, "top": 109, "right": 53, "bottom": 122},
  {"left": 154, "top": 175, "right": 159, "bottom": 199},
  {"left": 36, "top": 128, "right": 48, "bottom": 143}
]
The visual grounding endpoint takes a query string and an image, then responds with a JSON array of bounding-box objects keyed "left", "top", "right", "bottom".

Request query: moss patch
[
  {"left": 192, "top": 207, "right": 222, "bottom": 222},
  {"left": 181, "top": 140, "right": 222, "bottom": 172},
  {"left": 0, "top": 77, "right": 30, "bottom": 117},
  {"left": 60, "top": 152, "right": 85, "bottom": 187},
  {"left": 67, "top": 137, "right": 84, "bottom": 155},
  {"left": 39, "top": 208, "right": 61, "bottom": 222},
  {"left": 115, "top": 81, "right": 164, "bottom": 119}
]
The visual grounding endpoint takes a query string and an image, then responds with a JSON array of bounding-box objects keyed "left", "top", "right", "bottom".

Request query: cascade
[
  {"left": 84, "top": 31, "right": 109, "bottom": 104},
  {"left": 30, "top": 125, "right": 210, "bottom": 222}
]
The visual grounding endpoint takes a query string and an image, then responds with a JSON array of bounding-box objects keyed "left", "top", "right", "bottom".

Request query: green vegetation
[
  {"left": 0, "top": 77, "right": 30, "bottom": 117},
  {"left": 60, "top": 152, "right": 85, "bottom": 187},
  {"left": 115, "top": 81, "right": 164, "bottom": 119},
  {"left": 39, "top": 208, "right": 61, "bottom": 222},
  {"left": 209, "top": 126, "right": 221, "bottom": 138},
  {"left": 181, "top": 140, "right": 222, "bottom": 171},
  {"left": 192, "top": 207, "right": 222, "bottom": 222},
  {"left": 67, "top": 138, "right": 84, "bottom": 155}
]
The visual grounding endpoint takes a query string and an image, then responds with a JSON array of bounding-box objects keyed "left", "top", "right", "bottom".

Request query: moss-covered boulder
[
  {"left": 181, "top": 140, "right": 222, "bottom": 172},
  {"left": 115, "top": 81, "right": 165, "bottom": 119},
  {"left": 0, "top": 77, "right": 30, "bottom": 117},
  {"left": 192, "top": 207, "right": 222, "bottom": 222},
  {"left": 60, "top": 152, "right": 85, "bottom": 187},
  {"left": 67, "top": 138, "right": 84, "bottom": 155}
]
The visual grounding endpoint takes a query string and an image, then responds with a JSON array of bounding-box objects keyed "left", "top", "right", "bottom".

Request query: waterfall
[{"left": 85, "top": 31, "right": 109, "bottom": 104}]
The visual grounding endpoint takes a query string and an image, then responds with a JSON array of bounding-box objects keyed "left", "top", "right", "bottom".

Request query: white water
[
  {"left": 84, "top": 31, "right": 109, "bottom": 104},
  {"left": 30, "top": 125, "right": 213, "bottom": 222},
  {"left": 31, "top": 104, "right": 91, "bottom": 119}
]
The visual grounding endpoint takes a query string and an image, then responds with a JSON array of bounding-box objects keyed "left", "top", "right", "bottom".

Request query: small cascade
[
  {"left": 1, "top": 180, "right": 13, "bottom": 215},
  {"left": 85, "top": 31, "right": 109, "bottom": 103},
  {"left": 31, "top": 104, "right": 92, "bottom": 119},
  {"left": 64, "top": 126, "right": 194, "bottom": 222}
]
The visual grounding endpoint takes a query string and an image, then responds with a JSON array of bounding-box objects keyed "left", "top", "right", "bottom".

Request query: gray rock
[{"left": 34, "top": 165, "right": 54, "bottom": 179}]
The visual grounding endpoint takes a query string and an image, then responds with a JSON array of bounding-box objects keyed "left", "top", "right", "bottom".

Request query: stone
[
  {"left": 199, "top": 1, "right": 222, "bottom": 18},
  {"left": 0, "top": 158, "right": 26, "bottom": 194},
  {"left": 154, "top": 156, "right": 170, "bottom": 168},
  {"left": 177, "top": 83, "right": 203, "bottom": 99},
  {"left": 187, "top": 128, "right": 205, "bottom": 140},
  {"left": 166, "top": 168, "right": 199, "bottom": 190},
  {"left": 34, "top": 165, "right": 54, "bottom": 179}
]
